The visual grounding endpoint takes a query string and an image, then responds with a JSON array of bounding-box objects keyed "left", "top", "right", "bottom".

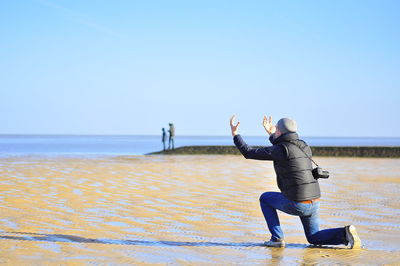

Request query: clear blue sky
[{"left": 1, "top": 0, "right": 399, "bottom": 137}]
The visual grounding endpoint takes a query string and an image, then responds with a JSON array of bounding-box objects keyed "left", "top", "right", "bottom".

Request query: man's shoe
[
  {"left": 345, "top": 225, "right": 361, "bottom": 249},
  {"left": 264, "top": 239, "right": 286, "bottom": 247}
]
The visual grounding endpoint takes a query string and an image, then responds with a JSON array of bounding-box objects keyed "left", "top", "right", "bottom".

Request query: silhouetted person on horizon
[
  {"left": 162, "top": 128, "right": 167, "bottom": 151},
  {"left": 168, "top": 123, "right": 175, "bottom": 150}
]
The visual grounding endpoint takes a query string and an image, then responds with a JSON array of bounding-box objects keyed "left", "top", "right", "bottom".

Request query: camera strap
[{"left": 287, "top": 141, "right": 320, "bottom": 168}]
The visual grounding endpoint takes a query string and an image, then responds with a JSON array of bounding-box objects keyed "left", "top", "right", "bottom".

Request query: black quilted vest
[{"left": 272, "top": 133, "right": 321, "bottom": 201}]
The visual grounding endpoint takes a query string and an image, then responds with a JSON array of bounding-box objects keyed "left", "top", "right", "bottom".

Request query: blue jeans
[{"left": 259, "top": 192, "right": 347, "bottom": 245}]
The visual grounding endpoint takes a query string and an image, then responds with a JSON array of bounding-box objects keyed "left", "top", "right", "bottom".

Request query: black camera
[{"left": 312, "top": 167, "right": 330, "bottom": 179}]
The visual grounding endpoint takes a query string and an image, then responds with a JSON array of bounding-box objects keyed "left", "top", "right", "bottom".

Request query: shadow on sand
[{"left": 0, "top": 231, "right": 346, "bottom": 249}]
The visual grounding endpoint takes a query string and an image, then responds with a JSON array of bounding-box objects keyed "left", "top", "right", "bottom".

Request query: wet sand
[{"left": 0, "top": 155, "right": 399, "bottom": 265}]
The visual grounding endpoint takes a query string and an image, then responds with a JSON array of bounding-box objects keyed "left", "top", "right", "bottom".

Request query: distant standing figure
[
  {"left": 162, "top": 128, "right": 167, "bottom": 151},
  {"left": 168, "top": 123, "right": 175, "bottom": 150}
]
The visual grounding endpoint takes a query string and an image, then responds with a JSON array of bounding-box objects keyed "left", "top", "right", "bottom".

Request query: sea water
[{"left": 0, "top": 135, "right": 399, "bottom": 156}]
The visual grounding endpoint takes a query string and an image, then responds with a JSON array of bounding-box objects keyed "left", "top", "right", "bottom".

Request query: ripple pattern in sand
[{"left": 0, "top": 155, "right": 399, "bottom": 264}]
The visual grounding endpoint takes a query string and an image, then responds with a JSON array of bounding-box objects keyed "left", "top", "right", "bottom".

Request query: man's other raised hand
[{"left": 230, "top": 115, "right": 240, "bottom": 137}]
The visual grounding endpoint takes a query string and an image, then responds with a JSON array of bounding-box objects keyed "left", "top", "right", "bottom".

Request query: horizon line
[{"left": 0, "top": 134, "right": 400, "bottom": 139}]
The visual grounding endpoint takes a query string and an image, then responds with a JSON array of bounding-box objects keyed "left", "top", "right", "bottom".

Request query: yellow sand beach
[{"left": 0, "top": 155, "right": 399, "bottom": 265}]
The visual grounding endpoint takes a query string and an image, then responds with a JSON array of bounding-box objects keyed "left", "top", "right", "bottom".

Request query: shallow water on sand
[{"left": 0, "top": 155, "right": 399, "bottom": 265}]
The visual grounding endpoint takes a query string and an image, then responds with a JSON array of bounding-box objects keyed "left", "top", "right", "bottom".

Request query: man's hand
[
  {"left": 263, "top": 115, "right": 276, "bottom": 135},
  {"left": 230, "top": 115, "right": 240, "bottom": 137}
]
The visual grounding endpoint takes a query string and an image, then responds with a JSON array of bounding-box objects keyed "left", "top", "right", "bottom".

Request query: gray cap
[{"left": 277, "top": 118, "right": 297, "bottom": 134}]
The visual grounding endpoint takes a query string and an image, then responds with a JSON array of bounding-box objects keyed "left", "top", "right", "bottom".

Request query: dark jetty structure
[{"left": 149, "top": 146, "right": 400, "bottom": 158}]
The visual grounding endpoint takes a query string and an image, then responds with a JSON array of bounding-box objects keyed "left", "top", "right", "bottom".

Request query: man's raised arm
[{"left": 230, "top": 115, "right": 286, "bottom": 161}]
